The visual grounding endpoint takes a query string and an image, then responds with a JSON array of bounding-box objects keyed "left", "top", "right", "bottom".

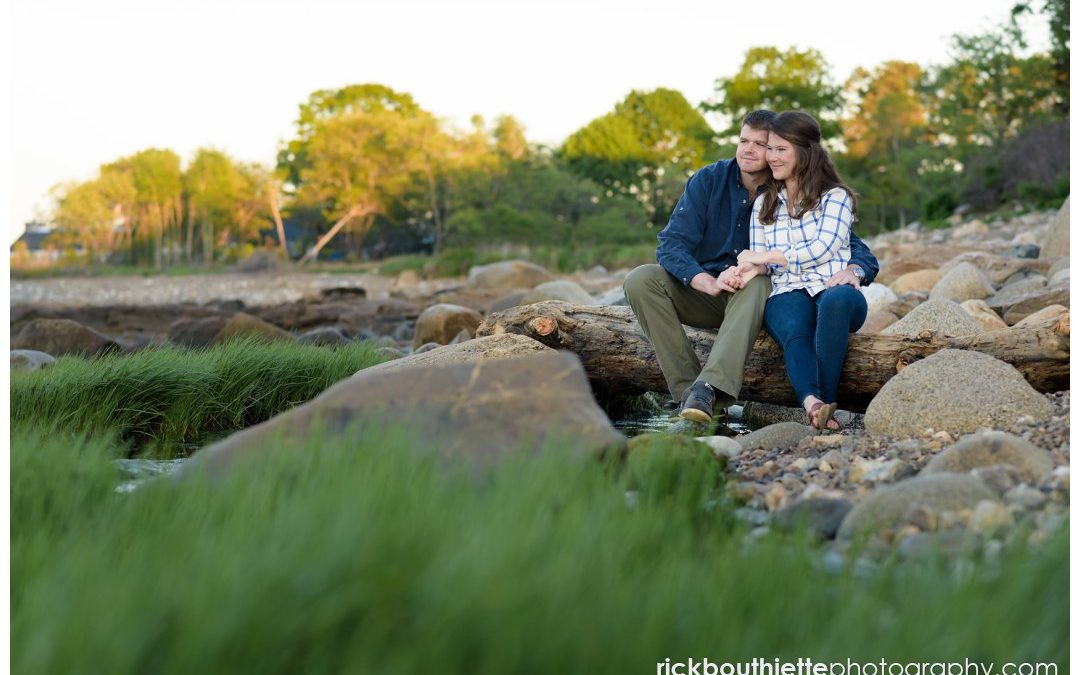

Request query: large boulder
[
  {"left": 881, "top": 299, "right": 983, "bottom": 337},
  {"left": 12, "top": 318, "right": 120, "bottom": 357},
  {"left": 179, "top": 346, "right": 624, "bottom": 474},
  {"left": 11, "top": 349, "right": 57, "bottom": 372},
  {"left": 929, "top": 262, "right": 995, "bottom": 302},
  {"left": 466, "top": 260, "right": 554, "bottom": 290},
  {"left": 836, "top": 473, "right": 998, "bottom": 540},
  {"left": 1039, "top": 196, "right": 1069, "bottom": 259},
  {"left": 864, "top": 349, "right": 1054, "bottom": 437},
  {"left": 922, "top": 431, "right": 1055, "bottom": 484},
  {"left": 412, "top": 304, "right": 483, "bottom": 349},
  {"left": 959, "top": 299, "right": 1008, "bottom": 332},
  {"left": 989, "top": 275, "right": 1048, "bottom": 305},
  {"left": 520, "top": 280, "right": 596, "bottom": 306},
  {"left": 889, "top": 269, "right": 942, "bottom": 296}
]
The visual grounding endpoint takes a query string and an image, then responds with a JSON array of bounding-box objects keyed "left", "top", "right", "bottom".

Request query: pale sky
[{"left": 6, "top": 0, "right": 1051, "bottom": 244}]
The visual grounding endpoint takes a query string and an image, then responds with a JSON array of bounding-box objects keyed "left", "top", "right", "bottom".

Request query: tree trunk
[
  {"left": 298, "top": 205, "right": 372, "bottom": 265},
  {"left": 269, "top": 182, "right": 290, "bottom": 260},
  {"left": 475, "top": 301, "right": 1070, "bottom": 412}
]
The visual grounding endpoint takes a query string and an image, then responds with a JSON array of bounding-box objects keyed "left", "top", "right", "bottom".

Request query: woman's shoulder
[{"left": 821, "top": 186, "right": 853, "bottom": 202}]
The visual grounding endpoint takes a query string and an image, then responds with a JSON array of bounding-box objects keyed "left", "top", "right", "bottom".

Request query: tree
[
  {"left": 184, "top": 148, "right": 245, "bottom": 263},
  {"left": 292, "top": 105, "right": 436, "bottom": 263},
  {"left": 561, "top": 88, "right": 716, "bottom": 226},
  {"left": 704, "top": 46, "right": 843, "bottom": 141},
  {"left": 50, "top": 180, "right": 115, "bottom": 258},
  {"left": 928, "top": 21, "right": 1060, "bottom": 207},
  {"left": 841, "top": 62, "right": 929, "bottom": 229}
]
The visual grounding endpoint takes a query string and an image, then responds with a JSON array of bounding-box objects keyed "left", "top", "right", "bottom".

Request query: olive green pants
[{"left": 623, "top": 264, "right": 771, "bottom": 403}]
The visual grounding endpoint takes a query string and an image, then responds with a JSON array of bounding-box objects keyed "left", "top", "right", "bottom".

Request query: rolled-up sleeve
[
  {"left": 781, "top": 188, "right": 852, "bottom": 273},
  {"left": 656, "top": 171, "right": 709, "bottom": 285}
]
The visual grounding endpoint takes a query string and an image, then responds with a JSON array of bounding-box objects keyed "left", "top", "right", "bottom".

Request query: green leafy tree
[
  {"left": 561, "top": 88, "right": 716, "bottom": 226},
  {"left": 841, "top": 61, "right": 929, "bottom": 229},
  {"left": 928, "top": 21, "right": 1060, "bottom": 206},
  {"left": 704, "top": 46, "right": 843, "bottom": 141}
]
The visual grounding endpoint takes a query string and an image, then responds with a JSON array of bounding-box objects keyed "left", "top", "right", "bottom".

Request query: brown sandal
[{"left": 807, "top": 402, "right": 839, "bottom": 430}]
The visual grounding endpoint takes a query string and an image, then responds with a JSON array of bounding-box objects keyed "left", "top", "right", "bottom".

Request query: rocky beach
[{"left": 10, "top": 201, "right": 1071, "bottom": 561}]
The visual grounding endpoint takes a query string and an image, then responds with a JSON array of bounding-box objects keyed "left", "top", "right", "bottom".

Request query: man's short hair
[{"left": 741, "top": 109, "right": 776, "bottom": 131}]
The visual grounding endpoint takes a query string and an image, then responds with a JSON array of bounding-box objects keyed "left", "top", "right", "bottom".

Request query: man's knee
[{"left": 623, "top": 264, "right": 667, "bottom": 301}]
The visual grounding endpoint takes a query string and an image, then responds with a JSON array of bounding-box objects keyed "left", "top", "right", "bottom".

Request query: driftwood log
[{"left": 476, "top": 301, "right": 1070, "bottom": 412}]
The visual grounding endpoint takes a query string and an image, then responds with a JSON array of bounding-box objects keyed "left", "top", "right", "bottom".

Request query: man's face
[{"left": 735, "top": 125, "right": 769, "bottom": 174}]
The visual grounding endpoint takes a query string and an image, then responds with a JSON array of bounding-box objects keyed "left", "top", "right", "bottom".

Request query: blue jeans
[{"left": 763, "top": 286, "right": 868, "bottom": 406}]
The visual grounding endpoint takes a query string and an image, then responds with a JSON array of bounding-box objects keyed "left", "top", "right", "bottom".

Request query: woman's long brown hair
[{"left": 757, "top": 111, "right": 858, "bottom": 225}]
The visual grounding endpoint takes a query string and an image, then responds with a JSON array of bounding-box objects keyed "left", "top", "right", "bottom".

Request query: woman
[{"left": 735, "top": 111, "right": 867, "bottom": 431}]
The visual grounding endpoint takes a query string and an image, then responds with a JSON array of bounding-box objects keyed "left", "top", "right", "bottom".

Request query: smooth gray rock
[
  {"left": 11, "top": 349, "right": 57, "bottom": 372},
  {"left": 520, "top": 280, "right": 596, "bottom": 306},
  {"left": 466, "top": 260, "right": 554, "bottom": 290},
  {"left": 737, "top": 422, "right": 816, "bottom": 452},
  {"left": 297, "top": 326, "right": 351, "bottom": 347},
  {"left": 929, "top": 262, "right": 995, "bottom": 302},
  {"left": 864, "top": 349, "right": 1054, "bottom": 436},
  {"left": 773, "top": 498, "right": 853, "bottom": 539},
  {"left": 180, "top": 346, "right": 622, "bottom": 475},
  {"left": 12, "top": 318, "right": 120, "bottom": 357},
  {"left": 921, "top": 431, "right": 1055, "bottom": 484},
  {"left": 837, "top": 473, "right": 998, "bottom": 540}
]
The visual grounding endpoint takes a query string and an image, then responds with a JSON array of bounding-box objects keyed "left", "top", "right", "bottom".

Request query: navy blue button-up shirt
[{"left": 656, "top": 158, "right": 878, "bottom": 286}]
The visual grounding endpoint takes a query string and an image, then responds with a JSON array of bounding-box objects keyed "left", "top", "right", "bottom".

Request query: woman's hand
[
  {"left": 737, "top": 250, "right": 764, "bottom": 265},
  {"left": 735, "top": 261, "right": 765, "bottom": 284}
]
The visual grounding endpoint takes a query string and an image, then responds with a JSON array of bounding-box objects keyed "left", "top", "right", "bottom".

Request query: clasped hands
[
  {"left": 690, "top": 249, "right": 863, "bottom": 296},
  {"left": 690, "top": 252, "right": 767, "bottom": 296}
]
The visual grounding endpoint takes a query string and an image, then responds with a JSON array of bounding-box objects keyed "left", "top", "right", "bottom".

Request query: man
[{"left": 623, "top": 109, "right": 879, "bottom": 424}]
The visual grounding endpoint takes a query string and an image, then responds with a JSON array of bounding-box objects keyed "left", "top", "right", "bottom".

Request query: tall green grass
[
  {"left": 10, "top": 338, "right": 387, "bottom": 457},
  {"left": 11, "top": 426, "right": 1067, "bottom": 675}
]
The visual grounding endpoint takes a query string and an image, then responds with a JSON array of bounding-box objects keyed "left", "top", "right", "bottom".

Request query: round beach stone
[
  {"left": 929, "top": 262, "right": 995, "bottom": 302},
  {"left": 860, "top": 284, "right": 899, "bottom": 314},
  {"left": 12, "top": 318, "right": 120, "bottom": 357},
  {"left": 864, "top": 349, "right": 1054, "bottom": 437},
  {"left": 11, "top": 349, "right": 57, "bottom": 372},
  {"left": 837, "top": 473, "right": 998, "bottom": 540},
  {"left": 889, "top": 269, "right": 942, "bottom": 296},
  {"left": 940, "top": 252, "right": 1038, "bottom": 286},
  {"left": 520, "top": 280, "right": 595, "bottom": 306},
  {"left": 960, "top": 299, "right": 1008, "bottom": 332},
  {"left": 881, "top": 299, "right": 983, "bottom": 337},
  {"left": 736, "top": 422, "right": 816, "bottom": 452},
  {"left": 466, "top": 260, "right": 554, "bottom": 290},
  {"left": 921, "top": 431, "right": 1055, "bottom": 484},
  {"left": 412, "top": 304, "right": 483, "bottom": 349},
  {"left": 297, "top": 326, "right": 351, "bottom": 347}
]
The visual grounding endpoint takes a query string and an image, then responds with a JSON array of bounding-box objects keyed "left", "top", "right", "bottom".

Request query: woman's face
[{"left": 766, "top": 132, "right": 798, "bottom": 183}]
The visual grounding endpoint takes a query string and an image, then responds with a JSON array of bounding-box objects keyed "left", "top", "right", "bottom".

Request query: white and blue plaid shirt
[{"left": 749, "top": 186, "right": 853, "bottom": 298}]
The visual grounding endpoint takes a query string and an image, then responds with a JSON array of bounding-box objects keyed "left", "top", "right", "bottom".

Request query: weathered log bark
[{"left": 476, "top": 301, "right": 1070, "bottom": 412}]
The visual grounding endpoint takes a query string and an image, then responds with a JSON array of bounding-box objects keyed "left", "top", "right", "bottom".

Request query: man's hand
[
  {"left": 825, "top": 267, "right": 862, "bottom": 289},
  {"left": 716, "top": 267, "right": 741, "bottom": 293},
  {"left": 690, "top": 272, "right": 724, "bottom": 296}
]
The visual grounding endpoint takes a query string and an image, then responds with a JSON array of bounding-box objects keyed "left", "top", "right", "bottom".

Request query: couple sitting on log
[{"left": 624, "top": 109, "right": 879, "bottom": 431}]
